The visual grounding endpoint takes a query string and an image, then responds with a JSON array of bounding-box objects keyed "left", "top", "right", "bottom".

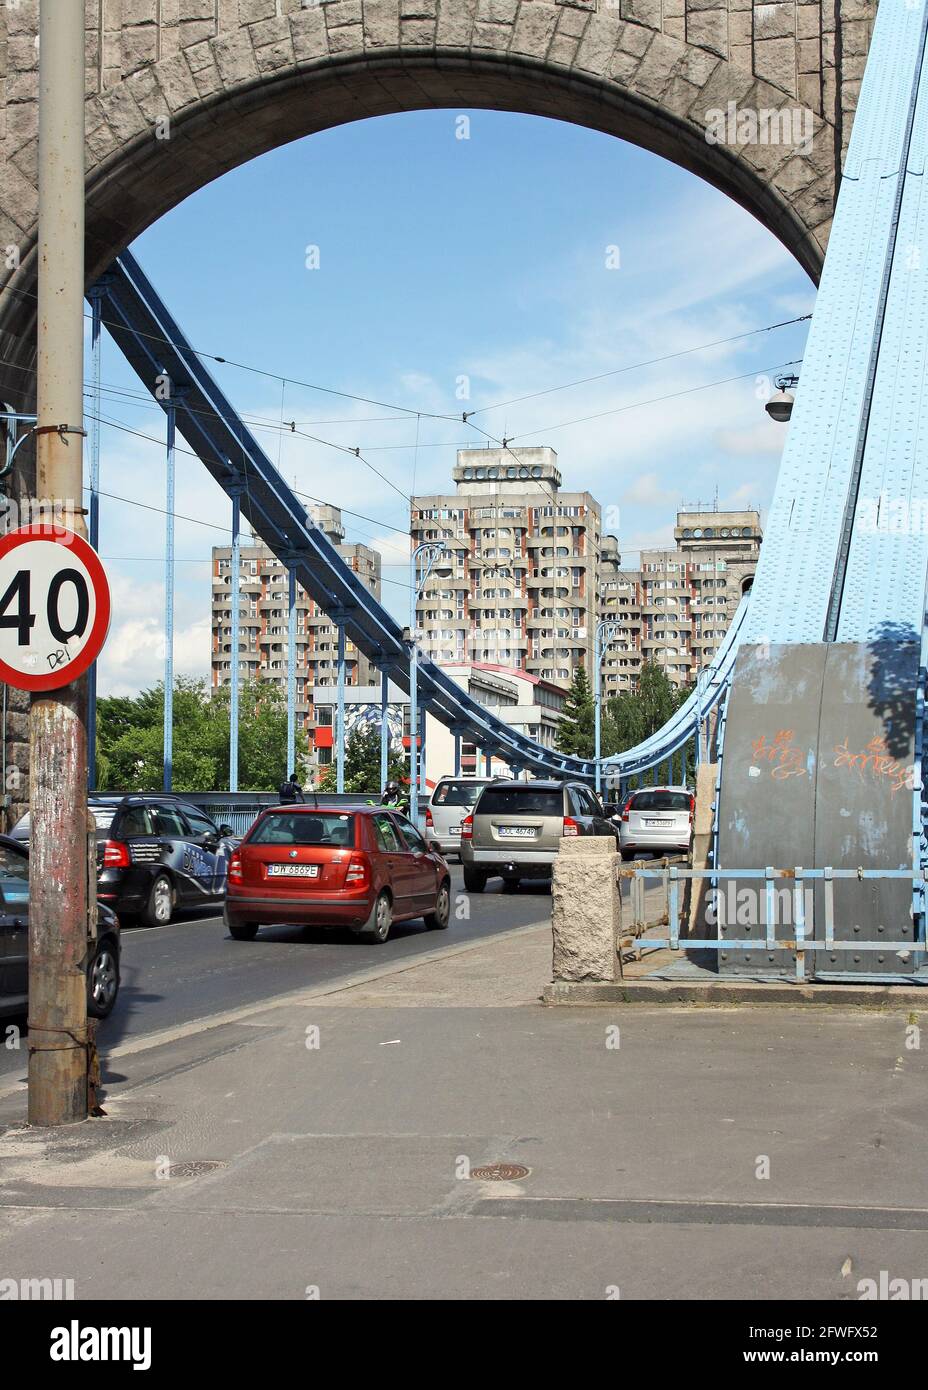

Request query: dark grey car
[
  {"left": 11, "top": 794, "right": 237, "bottom": 927},
  {"left": 459, "top": 779, "right": 617, "bottom": 892},
  {"left": 0, "top": 834, "right": 121, "bottom": 1020}
]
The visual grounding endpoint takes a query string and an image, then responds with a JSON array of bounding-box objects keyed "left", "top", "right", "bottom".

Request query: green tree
[
  {"left": 555, "top": 666, "right": 596, "bottom": 758},
  {"left": 600, "top": 663, "right": 697, "bottom": 786},
  {"left": 316, "top": 720, "right": 406, "bottom": 796},
  {"left": 95, "top": 678, "right": 306, "bottom": 792}
]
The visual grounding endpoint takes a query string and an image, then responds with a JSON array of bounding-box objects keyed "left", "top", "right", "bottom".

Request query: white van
[{"left": 425, "top": 777, "right": 494, "bottom": 858}]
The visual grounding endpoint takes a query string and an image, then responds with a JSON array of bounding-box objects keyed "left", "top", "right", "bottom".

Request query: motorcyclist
[{"left": 380, "top": 780, "right": 409, "bottom": 813}]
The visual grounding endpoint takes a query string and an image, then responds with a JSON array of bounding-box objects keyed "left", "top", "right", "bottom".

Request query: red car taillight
[
  {"left": 102, "top": 839, "right": 130, "bottom": 868},
  {"left": 562, "top": 817, "right": 580, "bottom": 837},
  {"left": 345, "top": 854, "right": 369, "bottom": 886},
  {"left": 460, "top": 815, "right": 473, "bottom": 840},
  {"left": 425, "top": 807, "right": 434, "bottom": 828},
  {"left": 228, "top": 852, "right": 243, "bottom": 885}
]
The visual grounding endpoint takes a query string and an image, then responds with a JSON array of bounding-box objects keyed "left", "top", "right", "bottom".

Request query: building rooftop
[{"left": 452, "top": 446, "right": 562, "bottom": 491}]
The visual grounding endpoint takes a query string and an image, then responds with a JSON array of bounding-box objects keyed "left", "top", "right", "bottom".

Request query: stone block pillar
[
  {"left": 551, "top": 836, "right": 620, "bottom": 983},
  {"left": 687, "top": 761, "right": 719, "bottom": 935}
]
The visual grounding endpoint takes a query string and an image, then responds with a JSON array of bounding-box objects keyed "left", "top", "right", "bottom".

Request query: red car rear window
[{"left": 248, "top": 812, "right": 356, "bottom": 847}]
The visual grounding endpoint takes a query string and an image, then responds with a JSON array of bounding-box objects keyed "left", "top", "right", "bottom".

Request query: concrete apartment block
[
  {"left": 210, "top": 504, "right": 381, "bottom": 738},
  {"left": 599, "top": 507, "right": 762, "bottom": 694},
  {"left": 411, "top": 447, "right": 602, "bottom": 690}
]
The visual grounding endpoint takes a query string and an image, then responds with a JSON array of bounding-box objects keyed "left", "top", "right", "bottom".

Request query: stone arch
[{"left": 0, "top": 0, "right": 874, "bottom": 404}]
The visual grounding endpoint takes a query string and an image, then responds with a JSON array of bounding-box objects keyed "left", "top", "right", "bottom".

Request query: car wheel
[
  {"left": 502, "top": 876, "right": 520, "bottom": 893},
  {"left": 86, "top": 939, "right": 119, "bottom": 1019},
  {"left": 227, "top": 918, "right": 259, "bottom": 940},
  {"left": 424, "top": 879, "right": 451, "bottom": 929},
  {"left": 360, "top": 891, "right": 392, "bottom": 943},
  {"left": 141, "top": 873, "right": 173, "bottom": 927},
  {"left": 463, "top": 866, "right": 487, "bottom": 893}
]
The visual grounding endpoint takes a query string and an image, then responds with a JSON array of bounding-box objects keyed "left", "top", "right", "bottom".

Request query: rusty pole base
[{"left": 27, "top": 1042, "right": 88, "bottom": 1126}]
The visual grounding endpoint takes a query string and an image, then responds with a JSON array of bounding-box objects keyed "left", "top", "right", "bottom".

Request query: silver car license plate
[
  {"left": 645, "top": 819, "right": 673, "bottom": 828},
  {"left": 498, "top": 826, "right": 535, "bottom": 838},
  {"left": 268, "top": 863, "right": 319, "bottom": 877},
  {"left": 450, "top": 825, "right": 462, "bottom": 835}
]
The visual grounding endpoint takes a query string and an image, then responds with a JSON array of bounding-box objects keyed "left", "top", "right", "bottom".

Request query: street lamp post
[
  {"left": 695, "top": 665, "right": 711, "bottom": 770},
  {"left": 409, "top": 540, "right": 451, "bottom": 825},
  {"left": 594, "top": 619, "right": 620, "bottom": 796}
]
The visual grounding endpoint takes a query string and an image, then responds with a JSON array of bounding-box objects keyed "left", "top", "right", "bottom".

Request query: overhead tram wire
[
  {"left": 81, "top": 408, "right": 415, "bottom": 567},
  {"left": 0, "top": 344, "right": 415, "bottom": 547},
  {"left": 1, "top": 274, "right": 813, "bottom": 427},
  {"left": 7, "top": 342, "right": 802, "bottom": 551},
  {"left": 1, "top": 305, "right": 804, "bottom": 583},
  {"left": 504, "top": 360, "right": 804, "bottom": 440},
  {"left": 86, "top": 482, "right": 417, "bottom": 592},
  {"left": 463, "top": 314, "right": 812, "bottom": 416},
  {"left": 79, "top": 351, "right": 807, "bottom": 463}
]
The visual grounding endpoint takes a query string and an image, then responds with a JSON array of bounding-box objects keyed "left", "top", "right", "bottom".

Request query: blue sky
[{"left": 89, "top": 108, "right": 814, "bottom": 696}]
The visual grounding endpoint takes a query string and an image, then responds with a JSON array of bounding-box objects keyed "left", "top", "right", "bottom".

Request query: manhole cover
[
  {"left": 167, "top": 1161, "right": 225, "bottom": 1179},
  {"left": 471, "top": 1162, "right": 531, "bottom": 1182}
]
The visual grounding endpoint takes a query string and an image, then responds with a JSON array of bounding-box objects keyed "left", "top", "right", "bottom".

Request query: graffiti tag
[
  {"left": 833, "top": 736, "right": 915, "bottom": 795},
  {"left": 751, "top": 729, "right": 807, "bottom": 780}
]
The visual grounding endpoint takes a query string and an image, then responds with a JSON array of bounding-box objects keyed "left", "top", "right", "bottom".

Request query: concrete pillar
[{"left": 551, "top": 837, "right": 620, "bottom": 983}]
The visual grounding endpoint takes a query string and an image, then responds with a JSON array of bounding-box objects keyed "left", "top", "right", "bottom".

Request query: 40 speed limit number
[{"left": 0, "top": 526, "right": 111, "bottom": 691}]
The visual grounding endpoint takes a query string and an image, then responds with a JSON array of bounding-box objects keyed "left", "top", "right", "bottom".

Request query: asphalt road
[{"left": 0, "top": 866, "right": 549, "bottom": 1079}]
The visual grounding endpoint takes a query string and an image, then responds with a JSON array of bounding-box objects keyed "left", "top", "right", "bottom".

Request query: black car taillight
[{"left": 102, "top": 839, "right": 130, "bottom": 868}]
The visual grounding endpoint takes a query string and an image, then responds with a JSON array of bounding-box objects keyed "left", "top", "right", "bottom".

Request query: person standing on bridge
[{"left": 279, "top": 771, "right": 306, "bottom": 805}]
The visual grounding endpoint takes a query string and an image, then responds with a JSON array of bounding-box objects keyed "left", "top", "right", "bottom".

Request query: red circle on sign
[{"left": 0, "top": 526, "right": 111, "bottom": 692}]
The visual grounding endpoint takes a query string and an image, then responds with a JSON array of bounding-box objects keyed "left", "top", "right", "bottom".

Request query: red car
[{"left": 224, "top": 805, "right": 452, "bottom": 944}]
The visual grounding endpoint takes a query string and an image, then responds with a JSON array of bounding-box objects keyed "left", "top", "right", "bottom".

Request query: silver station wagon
[{"left": 424, "top": 777, "right": 493, "bottom": 858}]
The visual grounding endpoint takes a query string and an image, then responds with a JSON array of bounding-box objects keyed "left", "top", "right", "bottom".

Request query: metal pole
[
  {"left": 87, "top": 288, "right": 102, "bottom": 791},
  {"left": 594, "top": 625, "right": 603, "bottom": 795},
  {"left": 594, "top": 621, "right": 617, "bottom": 796},
  {"left": 380, "top": 668, "right": 389, "bottom": 793},
  {"left": 485, "top": 750, "right": 491, "bottom": 777},
  {"left": 409, "top": 544, "right": 420, "bottom": 824},
  {"left": 163, "top": 399, "right": 175, "bottom": 791},
  {"left": 229, "top": 492, "right": 240, "bottom": 792},
  {"left": 408, "top": 539, "right": 447, "bottom": 823},
  {"left": 287, "top": 566, "right": 296, "bottom": 775},
  {"left": 409, "top": 636, "right": 418, "bottom": 823},
  {"left": 419, "top": 705, "right": 426, "bottom": 807},
  {"left": 336, "top": 622, "right": 346, "bottom": 794},
  {"left": 29, "top": 0, "right": 89, "bottom": 1125},
  {"left": 454, "top": 732, "right": 461, "bottom": 777}
]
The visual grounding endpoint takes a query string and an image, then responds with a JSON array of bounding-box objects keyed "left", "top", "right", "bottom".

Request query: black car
[
  {"left": 11, "top": 795, "right": 237, "bottom": 927},
  {"left": 0, "top": 835, "right": 121, "bottom": 1020}
]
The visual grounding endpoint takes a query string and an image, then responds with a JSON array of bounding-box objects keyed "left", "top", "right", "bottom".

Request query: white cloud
[
  {"left": 716, "top": 421, "right": 786, "bottom": 457},
  {"left": 622, "top": 471, "right": 680, "bottom": 506}
]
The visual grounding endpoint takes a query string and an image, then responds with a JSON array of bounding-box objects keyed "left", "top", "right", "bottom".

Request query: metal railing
[{"left": 618, "top": 864, "right": 927, "bottom": 983}]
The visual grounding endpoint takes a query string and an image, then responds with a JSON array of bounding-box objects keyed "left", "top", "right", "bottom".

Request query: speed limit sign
[{"left": 0, "top": 526, "right": 111, "bottom": 692}]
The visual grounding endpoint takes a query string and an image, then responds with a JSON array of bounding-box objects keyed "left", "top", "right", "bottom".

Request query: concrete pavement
[{"left": 2, "top": 918, "right": 927, "bottom": 1300}]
